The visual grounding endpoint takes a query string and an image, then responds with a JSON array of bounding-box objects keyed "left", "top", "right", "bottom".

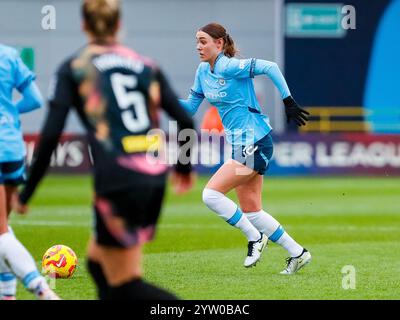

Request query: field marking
[
  {"left": 20, "top": 207, "right": 90, "bottom": 216},
  {"left": 9, "top": 220, "right": 400, "bottom": 233},
  {"left": 10, "top": 220, "right": 90, "bottom": 227},
  {"left": 10, "top": 220, "right": 223, "bottom": 229},
  {"left": 164, "top": 203, "right": 400, "bottom": 217},
  {"left": 144, "top": 240, "right": 400, "bottom": 258},
  {"left": 16, "top": 202, "right": 400, "bottom": 218}
]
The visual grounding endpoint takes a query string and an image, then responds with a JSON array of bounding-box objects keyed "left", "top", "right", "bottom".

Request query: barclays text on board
[{"left": 24, "top": 134, "right": 400, "bottom": 176}]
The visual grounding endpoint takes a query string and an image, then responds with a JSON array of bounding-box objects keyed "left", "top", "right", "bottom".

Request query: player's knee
[{"left": 202, "top": 188, "right": 223, "bottom": 210}]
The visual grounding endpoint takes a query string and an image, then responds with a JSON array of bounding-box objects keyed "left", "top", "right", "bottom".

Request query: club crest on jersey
[{"left": 218, "top": 78, "right": 226, "bottom": 86}]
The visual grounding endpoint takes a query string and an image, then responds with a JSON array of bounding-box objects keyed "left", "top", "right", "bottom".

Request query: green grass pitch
[{"left": 9, "top": 175, "right": 400, "bottom": 300}]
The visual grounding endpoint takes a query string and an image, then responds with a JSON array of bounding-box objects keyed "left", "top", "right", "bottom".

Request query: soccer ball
[{"left": 42, "top": 245, "right": 78, "bottom": 279}]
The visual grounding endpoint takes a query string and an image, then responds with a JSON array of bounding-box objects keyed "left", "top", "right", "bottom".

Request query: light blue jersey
[
  {"left": 180, "top": 53, "right": 291, "bottom": 145},
  {"left": 0, "top": 44, "right": 39, "bottom": 162}
]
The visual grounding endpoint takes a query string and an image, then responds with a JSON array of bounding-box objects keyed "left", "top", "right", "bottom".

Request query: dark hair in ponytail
[{"left": 199, "top": 23, "right": 237, "bottom": 58}]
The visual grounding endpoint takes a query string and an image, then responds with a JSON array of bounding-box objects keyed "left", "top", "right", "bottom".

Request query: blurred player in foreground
[
  {"left": 180, "top": 23, "right": 311, "bottom": 274},
  {"left": 15, "top": 0, "right": 195, "bottom": 299},
  {"left": 0, "top": 44, "right": 59, "bottom": 299}
]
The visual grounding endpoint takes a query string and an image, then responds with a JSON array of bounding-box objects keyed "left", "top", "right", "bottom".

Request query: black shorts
[
  {"left": 0, "top": 160, "right": 25, "bottom": 185},
  {"left": 94, "top": 184, "right": 166, "bottom": 248}
]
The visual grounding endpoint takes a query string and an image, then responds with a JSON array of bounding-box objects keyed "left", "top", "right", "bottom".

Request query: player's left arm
[
  {"left": 223, "top": 58, "right": 290, "bottom": 98},
  {"left": 153, "top": 68, "right": 195, "bottom": 133},
  {"left": 151, "top": 68, "right": 196, "bottom": 194},
  {"left": 152, "top": 68, "right": 195, "bottom": 174},
  {"left": 224, "top": 58, "right": 309, "bottom": 126},
  {"left": 254, "top": 59, "right": 310, "bottom": 126}
]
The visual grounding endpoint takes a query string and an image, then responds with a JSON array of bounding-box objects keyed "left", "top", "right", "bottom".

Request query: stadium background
[
  {"left": 1, "top": 0, "right": 399, "bottom": 300},
  {"left": 2, "top": 0, "right": 399, "bottom": 176}
]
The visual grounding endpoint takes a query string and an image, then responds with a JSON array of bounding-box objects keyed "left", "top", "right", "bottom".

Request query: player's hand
[
  {"left": 171, "top": 172, "right": 196, "bottom": 194},
  {"left": 283, "top": 96, "right": 310, "bottom": 126},
  {"left": 12, "top": 192, "right": 29, "bottom": 215}
]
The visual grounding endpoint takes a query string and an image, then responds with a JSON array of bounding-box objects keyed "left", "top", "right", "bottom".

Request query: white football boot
[
  {"left": 36, "top": 288, "right": 61, "bottom": 300},
  {"left": 244, "top": 233, "right": 268, "bottom": 268},
  {"left": 33, "top": 280, "right": 61, "bottom": 300},
  {"left": 280, "top": 249, "right": 312, "bottom": 275}
]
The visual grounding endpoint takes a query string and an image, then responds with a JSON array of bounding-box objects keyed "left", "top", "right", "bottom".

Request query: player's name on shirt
[{"left": 93, "top": 53, "right": 145, "bottom": 73}]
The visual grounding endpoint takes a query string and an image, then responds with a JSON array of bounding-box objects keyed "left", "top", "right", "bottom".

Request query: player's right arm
[
  {"left": 15, "top": 82, "right": 43, "bottom": 114},
  {"left": 18, "top": 61, "right": 75, "bottom": 207},
  {"left": 179, "top": 65, "right": 204, "bottom": 116},
  {"left": 12, "top": 49, "right": 43, "bottom": 113}
]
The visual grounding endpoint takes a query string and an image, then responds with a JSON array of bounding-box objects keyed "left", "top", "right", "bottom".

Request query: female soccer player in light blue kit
[
  {"left": 0, "top": 44, "right": 59, "bottom": 299},
  {"left": 180, "top": 23, "right": 311, "bottom": 274}
]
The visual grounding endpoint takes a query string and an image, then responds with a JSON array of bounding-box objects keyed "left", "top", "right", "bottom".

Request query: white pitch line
[
  {"left": 9, "top": 220, "right": 223, "bottom": 229},
  {"left": 10, "top": 220, "right": 90, "bottom": 227},
  {"left": 9, "top": 220, "right": 400, "bottom": 232}
]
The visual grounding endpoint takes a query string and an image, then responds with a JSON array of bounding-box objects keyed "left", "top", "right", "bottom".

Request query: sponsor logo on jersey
[
  {"left": 205, "top": 91, "right": 227, "bottom": 100},
  {"left": 205, "top": 79, "right": 223, "bottom": 89},
  {"left": 122, "top": 134, "right": 162, "bottom": 153}
]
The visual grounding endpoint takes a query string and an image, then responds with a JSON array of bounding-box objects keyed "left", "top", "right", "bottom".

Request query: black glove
[{"left": 283, "top": 96, "right": 310, "bottom": 126}]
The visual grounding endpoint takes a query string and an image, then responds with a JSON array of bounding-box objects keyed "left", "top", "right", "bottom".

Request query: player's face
[{"left": 196, "top": 31, "right": 222, "bottom": 63}]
